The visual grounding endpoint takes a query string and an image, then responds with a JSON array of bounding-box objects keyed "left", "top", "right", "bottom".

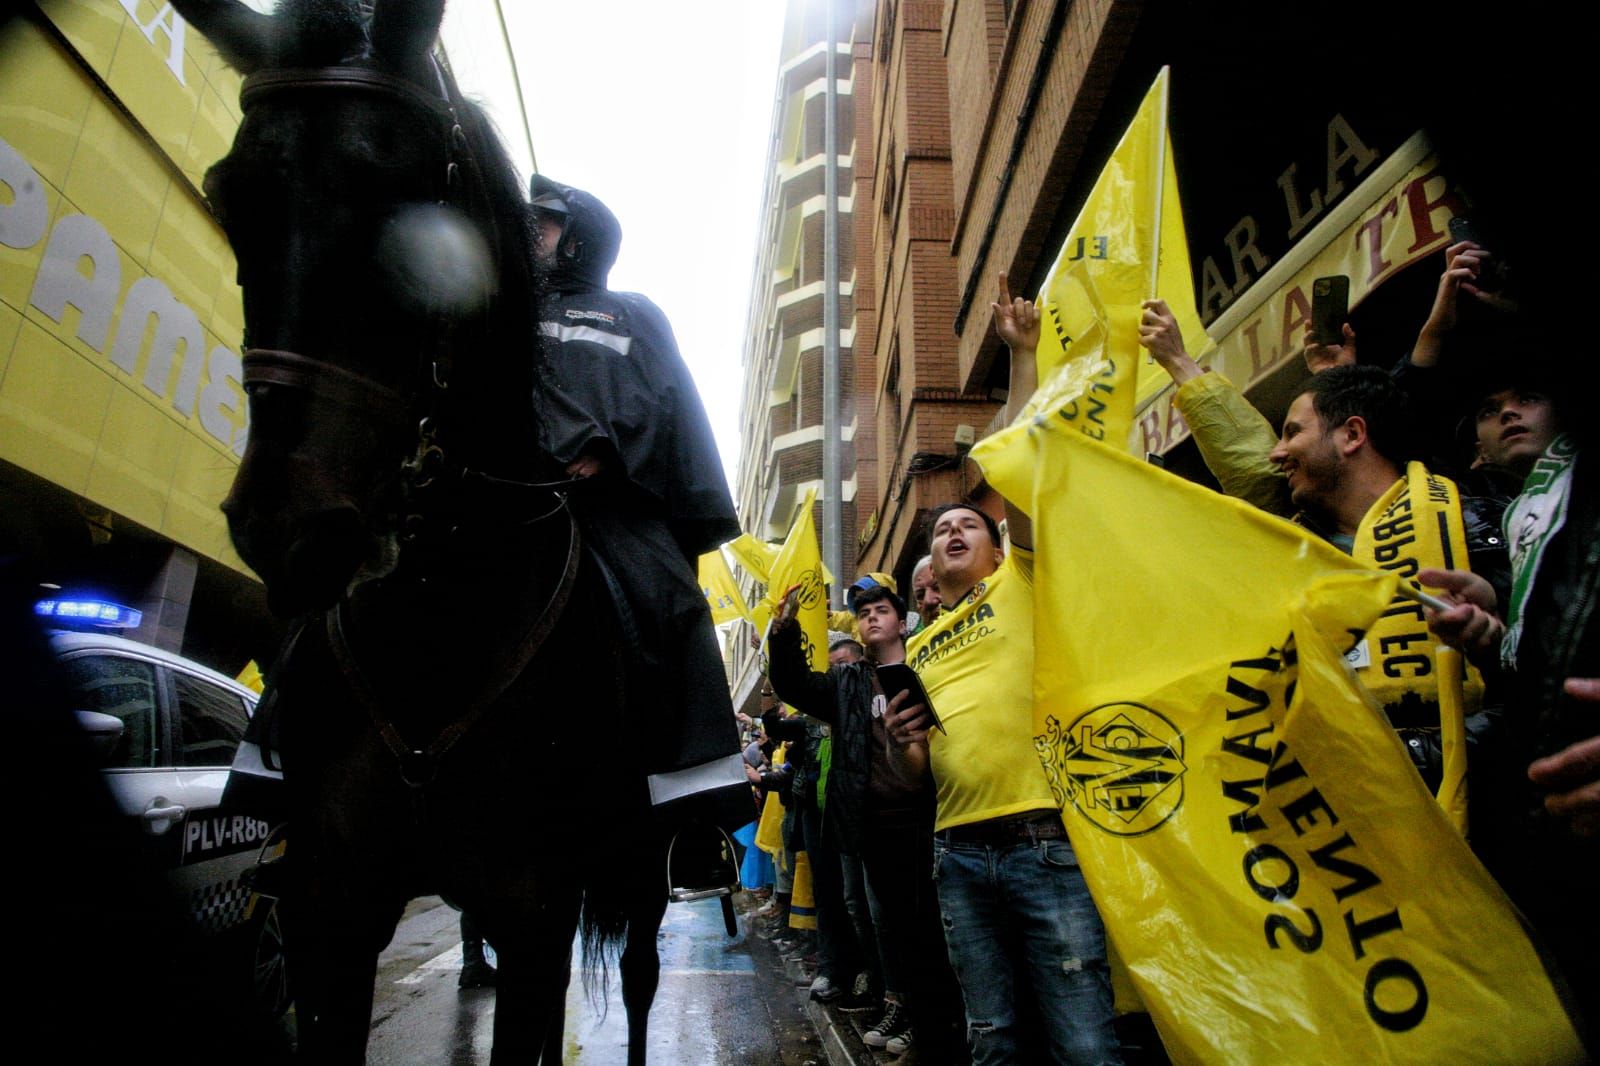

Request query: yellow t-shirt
[{"left": 906, "top": 548, "right": 1056, "bottom": 831}]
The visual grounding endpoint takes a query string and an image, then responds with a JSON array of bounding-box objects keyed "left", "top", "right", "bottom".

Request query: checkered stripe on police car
[{"left": 191, "top": 878, "right": 252, "bottom": 935}]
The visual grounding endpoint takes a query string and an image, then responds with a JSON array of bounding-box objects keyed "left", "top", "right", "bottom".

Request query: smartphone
[
  {"left": 1447, "top": 216, "right": 1481, "bottom": 246},
  {"left": 1446, "top": 216, "right": 1500, "bottom": 290},
  {"left": 875, "top": 662, "right": 944, "bottom": 734},
  {"left": 1309, "top": 275, "right": 1350, "bottom": 346}
]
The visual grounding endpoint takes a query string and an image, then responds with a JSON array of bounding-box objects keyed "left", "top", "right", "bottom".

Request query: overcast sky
[{"left": 439, "top": 0, "right": 790, "bottom": 490}]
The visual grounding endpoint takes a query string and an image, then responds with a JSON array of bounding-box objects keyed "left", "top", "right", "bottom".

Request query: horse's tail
[
  {"left": 575, "top": 876, "right": 630, "bottom": 999},
  {"left": 572, "top": 820, "right": 663, "bottom": 1008}
]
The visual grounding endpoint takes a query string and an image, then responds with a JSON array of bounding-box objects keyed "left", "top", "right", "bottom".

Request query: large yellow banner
[
  {"left": 972, "top": 417, "right": 1584, "bottom": 1063},
  {"left": 1027, "top": 68, "right": 1207, "bottom": 450}
]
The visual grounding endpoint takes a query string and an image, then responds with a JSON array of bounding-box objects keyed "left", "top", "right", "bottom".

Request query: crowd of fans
[{"left": 724, "top": 237, "right": 1597, "bottom": 1065}]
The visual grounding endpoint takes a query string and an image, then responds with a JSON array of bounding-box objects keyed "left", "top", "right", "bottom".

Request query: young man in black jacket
[{"left": 769, "top": 584, "right": 963, "bottom": 1062}]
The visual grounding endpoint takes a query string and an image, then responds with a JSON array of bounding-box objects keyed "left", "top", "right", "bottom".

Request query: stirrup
[{"left": 665, "top": 821, "right": 742, "bottom": 903}]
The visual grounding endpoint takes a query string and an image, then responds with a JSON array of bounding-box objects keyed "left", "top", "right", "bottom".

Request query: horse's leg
[
  {"left": 539, "top": 950, "right": 573, "bottom": 1065},
  {"left": 484, "top": 890, "right": 583, "bottom": 1066},
  {"left": 287, "top": 891, "right": 406, "bottom": 1063},
  {"left": 621, "top": 860, "right": 670, "bottom": 1066}
]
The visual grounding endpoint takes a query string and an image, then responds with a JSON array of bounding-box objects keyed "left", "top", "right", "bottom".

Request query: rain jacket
[{"left": 532, "top": 178, "right": 746, "bottom": 828}]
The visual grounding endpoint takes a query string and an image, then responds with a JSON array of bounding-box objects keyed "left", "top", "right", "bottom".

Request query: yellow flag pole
[{"left": 1146, "top": 65, "right": 1171, "bottom": 301}]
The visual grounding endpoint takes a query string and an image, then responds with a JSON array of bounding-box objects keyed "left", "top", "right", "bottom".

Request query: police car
[{"left": 52, "top": 628, "right": 290, "bottom": 1018}]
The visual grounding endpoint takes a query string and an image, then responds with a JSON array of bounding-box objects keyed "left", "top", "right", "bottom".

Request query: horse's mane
[{"left": 450, "top": 93, "right": 539, "bottom": 356}]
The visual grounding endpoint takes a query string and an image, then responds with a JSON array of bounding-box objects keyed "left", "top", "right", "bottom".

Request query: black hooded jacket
[{"left": 530, "top": 177, "right": 744, "bottom": 824}]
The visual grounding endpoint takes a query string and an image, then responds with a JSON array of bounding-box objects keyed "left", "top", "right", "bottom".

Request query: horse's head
[{"left": 175, "top": 0, "right": 524, "bottom": 616}]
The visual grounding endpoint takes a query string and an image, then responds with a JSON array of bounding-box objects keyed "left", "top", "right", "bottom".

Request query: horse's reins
[
  {"left": 324, "top": 517, "right": 581, "bottom": 790},
  {"left": 239, "top": 64, "right": 585, "bottom": 792}
]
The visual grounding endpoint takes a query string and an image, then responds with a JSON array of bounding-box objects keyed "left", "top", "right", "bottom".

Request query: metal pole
[
  {"left": 822, "top": 0, "right": 843, "bottom": 609},
  {"left": 1146, "top": 66, "right": 1171, "bottom": 301}
]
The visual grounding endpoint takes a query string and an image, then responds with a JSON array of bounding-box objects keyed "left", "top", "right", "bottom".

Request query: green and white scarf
[{"left": 1502, "top": 433, "right": 1579, "bottom": 669}]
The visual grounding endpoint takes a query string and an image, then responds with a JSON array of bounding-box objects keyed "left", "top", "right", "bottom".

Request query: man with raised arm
[
  {"left": 1135, "top": 297, "right": 1505, "bottom": 791},
  {"left": 883, "top": 275, "right": 1121, "bottom": 1065}
]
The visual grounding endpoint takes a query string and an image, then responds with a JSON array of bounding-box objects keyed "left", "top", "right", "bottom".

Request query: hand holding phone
[
  {"left": 876, "top": 662, "right": 943, "bottom": 737},
  {"left": 1309, "top": 275, "right": 1350, "bottom": 347}
]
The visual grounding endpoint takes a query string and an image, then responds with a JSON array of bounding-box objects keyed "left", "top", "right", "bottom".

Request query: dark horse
[{"left": 170, "top": 0, "right": 679, "bottom": 1060}]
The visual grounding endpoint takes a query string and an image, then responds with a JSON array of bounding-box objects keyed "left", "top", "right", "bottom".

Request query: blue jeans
[{"left": 934, "top": 835, "right": 1121, "bottom": 1065}]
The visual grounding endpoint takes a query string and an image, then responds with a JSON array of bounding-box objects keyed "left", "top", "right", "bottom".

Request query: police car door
[{"left": 162, "top": 665, "right": 261, "bottom": 935}]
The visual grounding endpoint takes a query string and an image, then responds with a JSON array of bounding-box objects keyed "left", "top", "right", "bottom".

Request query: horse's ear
[
  {"left": 169, "top": 0, "right": 280, "bottom": 75},
  {"left": 370, "top": 0, "right": 446, "bottom": 67}
]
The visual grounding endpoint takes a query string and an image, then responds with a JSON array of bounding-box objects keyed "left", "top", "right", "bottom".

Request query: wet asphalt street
[{"left": 365, "top": 895, "right": 821, "bottom": 1064}]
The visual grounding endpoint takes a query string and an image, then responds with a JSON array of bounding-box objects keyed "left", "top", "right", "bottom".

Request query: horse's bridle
[
  {"left": 236, "top": 65, "right": 583, "bottom": 789},
  {"left": 236, "top": 65, "right": 584, "bottom": 510},
  {"left": 238, "top": 63, "right": 474, "bottom": 494}
]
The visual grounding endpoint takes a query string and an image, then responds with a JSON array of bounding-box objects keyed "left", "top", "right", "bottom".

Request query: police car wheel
[{"left": 251, "top": 900, "right": 292, "bottom": 1019}]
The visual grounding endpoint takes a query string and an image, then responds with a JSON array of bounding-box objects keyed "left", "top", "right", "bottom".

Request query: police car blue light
[{"left": 35, "top": 597, "right": 143, "bottom": 628}]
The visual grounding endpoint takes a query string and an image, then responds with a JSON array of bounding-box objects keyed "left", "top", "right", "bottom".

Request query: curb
[
  {"left": 805, "top": 996, "right": 878, "bottom": 1066},
  {"left": 782, "top": 956, "right": 879, "bottom": 1066}
]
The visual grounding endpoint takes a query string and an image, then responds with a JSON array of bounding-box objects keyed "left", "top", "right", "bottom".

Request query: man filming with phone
[{"left": 767, "top": 579, "right": 962, "bottom": 1061}]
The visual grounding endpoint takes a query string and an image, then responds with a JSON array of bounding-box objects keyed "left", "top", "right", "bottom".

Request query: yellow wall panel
[
  {"left": 164, "top": 431, "right": 237, "bottom": 556},
  {"left": 181, "top": 82, "right": 235, "bottom": 192},
  {"left": 214, "top": 535, "right": 249, "bottom": 575},
  {"left": 211, "top": 64, "right": 244, "bottom": 124},
  {"left": 0, "top": 300, "right": 23, "bottom": 382},
  {"left": 37, "top": 0, "right": 125, "bottom": 79},
  {"left": 63, "top": 99, "right": 169, "bottom": 264},
  {"left": 0, "top": 317, "right": 112, "bottom": 492},
  {"left": 85, "top": 384, "right": 185, "bottom": 530},
  {"left": 148, "top": 189, "right": 228, "bottom": 326},
  {"left": 105, "top": 17, "right": 203, "bottom": 174},
  {"left": 0, "top": 23, "right": 94, "bottom": 193},
  {"left": 211, "top": 272, "right": 243, "bottom": 345},
  {"left": 194, "top": 44, "right": 244, "bottom": 122}
]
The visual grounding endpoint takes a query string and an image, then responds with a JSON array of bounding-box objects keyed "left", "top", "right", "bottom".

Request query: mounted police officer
[{"left": 528, "top": 175, "right": 749, "bottom": 836}]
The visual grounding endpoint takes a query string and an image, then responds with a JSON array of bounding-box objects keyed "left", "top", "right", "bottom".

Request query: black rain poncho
[{"left": 531, "top": 177, "right": 748, "bottom": 830}]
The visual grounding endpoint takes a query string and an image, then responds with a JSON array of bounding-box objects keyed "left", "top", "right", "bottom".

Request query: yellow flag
[
  {"left": 1026, "top": 67, "right": 1208, "bottom": 451},
  {"left": 726, "top": 533, "right": 779, "bottom": 583},
  {"left": 698, "top": 548, "right": 749, "bottom": 624},
  {"left": 972, "top": 418, "right": 1584, "bottom": 1063},
  {"left": 235, "top": 659, "right": 265, "bottom": 694},
  {"left": 759, "top": 488, "right": 829, "bottom": 672}
]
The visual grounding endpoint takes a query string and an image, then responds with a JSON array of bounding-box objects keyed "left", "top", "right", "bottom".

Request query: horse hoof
[{"left": 458, "top": 961, "right": 497, "bottom": 989}]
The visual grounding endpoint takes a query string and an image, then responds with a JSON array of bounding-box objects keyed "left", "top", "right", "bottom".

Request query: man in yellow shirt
[{"left": 889, "top": 273, "right": 1120, "bottom": 1064}]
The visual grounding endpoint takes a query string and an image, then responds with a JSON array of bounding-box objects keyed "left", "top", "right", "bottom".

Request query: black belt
[{"left": 937, "top": 809, "right": 1066, "bottom": 846}]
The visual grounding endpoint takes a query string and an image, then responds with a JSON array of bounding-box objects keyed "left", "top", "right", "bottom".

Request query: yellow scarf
[{"left": 1351, "top": 461, "right": 1485, "bottom": 735}]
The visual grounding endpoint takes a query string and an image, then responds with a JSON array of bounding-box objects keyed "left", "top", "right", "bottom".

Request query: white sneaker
[{"left": 808, "top": 974, "right": 842, "bottom": 1002}]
